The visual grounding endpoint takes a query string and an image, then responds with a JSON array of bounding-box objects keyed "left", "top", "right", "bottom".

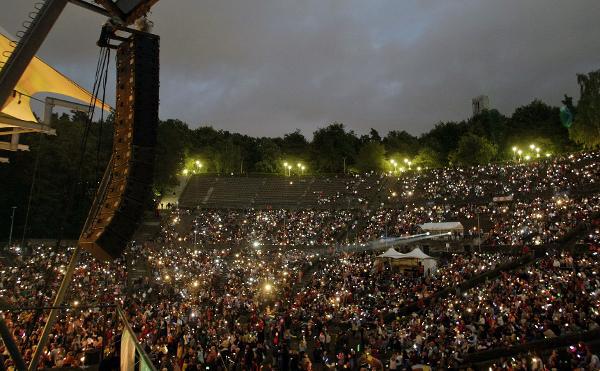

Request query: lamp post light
[
  {"left": 8, "top": 206, "right": 16, "bottom": 249},
  {"left": 390, "top": 159, "right": 397, "bottom": 174},
  {"left": 297, "top": 163, "right": 305, "bottom": 176}
]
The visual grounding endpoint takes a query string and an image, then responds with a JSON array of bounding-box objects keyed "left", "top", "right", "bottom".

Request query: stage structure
[
  {"left": 0, "top": 32, "right": 111, "bottom": 162},
  {"left": 0, "top": 1, "right": 162, "bottom": 369}
]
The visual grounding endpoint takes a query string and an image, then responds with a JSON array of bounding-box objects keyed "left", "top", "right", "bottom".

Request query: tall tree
[
  {"left": 310, "top": 123, "right": 358, "bottom": 173},
  {"left": 507, "top": 100, "right": 571, "bottom": 154},
  {"left": 355, "top": 141, "right": 386, "bottom": 172},
  {"left": 155, "top": 119, "right": 191, "bottom": 193},
  {"left": 449, "top": 133, "right": 497, "bottom": 166},
  {"left": 383, "top": 130, "right": 419, "bottom": 157},
  {"left": 569, "top": 70, "right": 600, "bottom": 148},
  {"left": 419, "top": 121, "right": 468, "bottom": 165},
  {"left": 280, "top": 130, "right": 309, "bottom": 159},
  {"left": 413, "top": 146, "right": 444, "bottom": 169},
  {"left": 254, "top": 138, "right": 282, "bottom": 173}
]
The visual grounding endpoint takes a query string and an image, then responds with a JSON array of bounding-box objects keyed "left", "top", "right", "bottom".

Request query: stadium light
[{"left": 390, "top": 159, "right": 397, "bottom": 174}]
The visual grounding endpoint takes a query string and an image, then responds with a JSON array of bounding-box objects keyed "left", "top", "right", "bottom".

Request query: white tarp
[
  {"left": 402, "top": 247, "right": 433, "bottom": 259},
  {"left": 402, "top": 248, "right": 438, "bottom": 275},
  {"left": 377, "top": 248, "right": 406, "bottom": 259},
  {"left": 419, "top": 222, "right": 464, "bottom": 232}
]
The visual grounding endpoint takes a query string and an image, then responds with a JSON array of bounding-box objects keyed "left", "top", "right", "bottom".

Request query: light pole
[
  {"left": 477, "top": 210, "right": 481, "bottom": 252},
  {"left": 8, "top": 206, "right": 16, "bottom": 249}
]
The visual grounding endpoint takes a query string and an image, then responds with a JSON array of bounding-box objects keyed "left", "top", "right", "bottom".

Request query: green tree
[
  {"left": 569, "top": 70, "right": 600, "bottom": 148},
  {"left": 449, "top": 133, "right": 497, "bottom": 166},
  {"left": 506, "top": 100, "right": 572, "bottom": 154},
  {"left": 310, "top": 123, "right": 358, "bottom": 173},
  {"left": 413, "top": 146, "right": 444, "bottom": 169},
  {"left": 355, "top": 141, "right": 386, "bottom": 172},
  {"left": 254, "top": 138, "right": 282, "bottom": 173},
  {"left": 419, "top": 121, "right": 468, "bottom": 165},
  {"left": 154, "top": 119, "right": 191, "bottom": 193},
  {"left": 468, "top": 109, "right": 507, "bottom": 146},
  {"left": 383, "top": 130, "right": 419, "bottom": 156}
]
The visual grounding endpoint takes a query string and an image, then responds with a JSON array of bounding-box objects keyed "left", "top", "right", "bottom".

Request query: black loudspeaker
[{"left": 79, "top": 32, "right": 159, "bottom": 261}]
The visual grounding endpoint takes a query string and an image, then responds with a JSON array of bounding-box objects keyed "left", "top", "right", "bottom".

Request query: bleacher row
[{"left": 178, "top": 176, "right": 354, "bottom": 209}]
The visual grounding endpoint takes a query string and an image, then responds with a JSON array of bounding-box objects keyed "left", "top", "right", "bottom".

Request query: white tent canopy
[
  {"left": 419, "top": 222, "right": 464, "bottom": 232},
  {"left": 379, "top": 247, "right": 437, "bottom": 276},
  {"left": 402, "top": 247, "right": 433, "bottom": 259},
  {"left": 377, "top": 248, "right": 406, "bottom": 259}
]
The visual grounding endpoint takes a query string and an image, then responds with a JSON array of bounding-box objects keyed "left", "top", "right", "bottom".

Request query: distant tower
[{"left": 472, "top": 95, "right": 490, "bottom": 116}]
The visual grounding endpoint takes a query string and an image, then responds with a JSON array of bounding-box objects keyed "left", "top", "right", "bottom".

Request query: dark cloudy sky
[{"left": 2, "top": 0, "right": 599, "bottom": 137}]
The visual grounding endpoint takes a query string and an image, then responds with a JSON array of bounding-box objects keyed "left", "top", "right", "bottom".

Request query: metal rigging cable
[
  {"left": 55, "top": 45, "right": 111, "bottom": 246},
  {"left": 95, "top": 48, "right": 111, "bottom": 182}
]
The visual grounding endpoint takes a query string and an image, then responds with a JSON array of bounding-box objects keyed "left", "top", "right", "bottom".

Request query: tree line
[{"left": 0, "top": 70, "right": 598, "bottom": 240}]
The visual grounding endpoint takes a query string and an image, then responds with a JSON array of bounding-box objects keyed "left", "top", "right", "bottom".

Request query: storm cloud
[{"left": 2, "top": 0, "right": 599, "bottom": 137}]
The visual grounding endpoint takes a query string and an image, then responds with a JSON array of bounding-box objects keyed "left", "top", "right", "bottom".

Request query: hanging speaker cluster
[{"left": 79, "top": 31, "right": 159, "bottom": 261}]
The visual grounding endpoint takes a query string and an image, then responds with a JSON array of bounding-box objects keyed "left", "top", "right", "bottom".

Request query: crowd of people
[
  {"left": 1, "top": 150, "right": 599, "bottom": 370},
  {"left": 168, "top": 193, "right": 600, "bottom": 250}
]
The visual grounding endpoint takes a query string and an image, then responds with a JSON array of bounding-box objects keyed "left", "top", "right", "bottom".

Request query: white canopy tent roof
[
  {"left": 419, "top": 222, "right": 464, "bottom": 232},
  {"left": 402, "top": 247, "right": 433, "bottom": 260},
  {"left": 377, "top": 248, "right": 406, "bottom": 259},
  {"left": 376, "top": 247, "right": 437, "bottom": 276}
]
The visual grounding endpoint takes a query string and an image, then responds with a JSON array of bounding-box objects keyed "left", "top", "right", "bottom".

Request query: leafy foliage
[
  {"left": 569, "top": 70, "right": 600, "bottom": 148},
  {"left": 1, "top": 71, "right": 592, "bottom": 240}
]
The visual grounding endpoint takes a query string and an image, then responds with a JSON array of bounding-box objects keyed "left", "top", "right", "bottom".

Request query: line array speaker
[{"left": 79, "top": 31, "right": 159, "bottom": 261}]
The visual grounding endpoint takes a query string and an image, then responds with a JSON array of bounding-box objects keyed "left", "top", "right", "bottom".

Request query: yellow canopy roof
[{"left": 0, "top": 32, "right": 111, "bottom": 125}]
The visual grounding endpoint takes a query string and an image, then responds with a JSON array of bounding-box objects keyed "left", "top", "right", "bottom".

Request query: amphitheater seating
[{"left": 178, "top": 175, "right": 349, "bottom": 209}]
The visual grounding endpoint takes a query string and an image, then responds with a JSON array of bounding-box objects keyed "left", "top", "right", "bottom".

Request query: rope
[
  {"left": 56, "top": 46, "right": 110, "bottom": 246},
  {"left": 20, "top": 132, "right": 43, "bottom": 246},
  {"left": 95, "top": 48, "right": 111, "bottom": 182}
]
